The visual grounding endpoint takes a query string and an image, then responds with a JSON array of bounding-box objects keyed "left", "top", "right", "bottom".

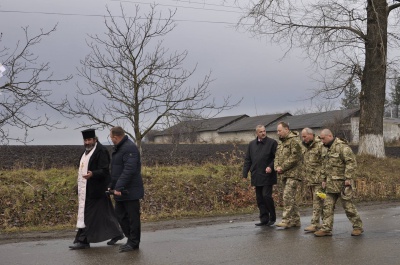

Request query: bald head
[
  {"left": 301, "top": 127, "right": 315, "bottom": 144},
  {"left": 319, "top": 129, "right": 334, "bottom": 145}
]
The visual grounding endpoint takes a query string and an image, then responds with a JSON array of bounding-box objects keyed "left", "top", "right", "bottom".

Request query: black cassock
[
  {"left": 76, "top": 195, "right": 122, "bottom": 243},
  {"left": 75, "top": 142, "right": 122, "bottom": 244}
]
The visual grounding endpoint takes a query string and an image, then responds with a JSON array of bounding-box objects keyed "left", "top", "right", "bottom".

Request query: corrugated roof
[
  {"left": 218, "top": 113, "right": 291, "bottom": 133},
  {"left": 155, "top": 114, "right": 248, "bottom": 136},
  {"left": 264, "top": 108, "right": 360, "bottom": 132}
]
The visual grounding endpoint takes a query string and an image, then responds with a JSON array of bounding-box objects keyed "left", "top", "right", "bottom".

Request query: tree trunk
[
  {"left": 136, "top": 139, "right": 142, "bottom": 156},
  {"left": 358, "top": 0, "right": 388, "bottom": 158}
]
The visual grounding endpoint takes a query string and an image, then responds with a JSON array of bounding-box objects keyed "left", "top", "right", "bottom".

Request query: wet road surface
[{"left": 1, "top": 205, "right": 400, "bottom": 265}]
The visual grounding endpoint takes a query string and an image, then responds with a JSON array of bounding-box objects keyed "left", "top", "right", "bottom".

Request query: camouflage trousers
[
  {"left": 310, "top": 185, "right": 324, "bottom": 226},
  {"left": 321, "top": 192, "right": 363, "bottom": 232},
  {"left": 281, "top": 178, "right": 301, "bottom": 225}
]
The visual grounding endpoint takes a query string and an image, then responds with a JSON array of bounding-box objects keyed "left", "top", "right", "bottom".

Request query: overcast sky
[{"left": 0, "top": 0, "right": 343, "bottom": 145}]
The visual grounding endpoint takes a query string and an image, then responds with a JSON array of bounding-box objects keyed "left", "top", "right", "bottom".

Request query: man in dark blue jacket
[
  {"left": 243, "top": 125, "right": 278, "bottom": 226},
  {"left": 109, "top": 126, "right": 144, "bottom": 252}
]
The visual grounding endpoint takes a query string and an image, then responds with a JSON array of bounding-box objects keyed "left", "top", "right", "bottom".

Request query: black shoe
[
  {"left": 69, "top": 242, "right": 90, "bottom": 250},
  {"left": 266, "top": 221, "right": 275, "bottom": 226},
  {"left": 107, "top": 235, "right": 124, "bottom": 245},
  {"left": 118, "top": 243, "right": 139, "bottom": 253},
  {"left": 255, "top": 221, "right": 269, "bottom": 226}
]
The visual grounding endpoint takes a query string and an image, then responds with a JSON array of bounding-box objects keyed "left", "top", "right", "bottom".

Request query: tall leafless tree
[
  {"left": 236, "top": 0, "right": 400, "bottom": 157},
  {"left": 0, "top": 26, "right": 72, "bottom": 144},
  {"left": 68, "top": 5, "right": 239, "bottom": 151}
]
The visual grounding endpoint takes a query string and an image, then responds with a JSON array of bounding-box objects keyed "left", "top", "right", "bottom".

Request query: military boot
[
  {"left": 288, "top": 221, "right": 301, "bottom": 228},
  {"left": 351, "top": 228, "right": 364, "bottom": 236},
  {"left": 314, "top": 230, "right": 332, "bottom": 237},
  {"left": 276, "top": 221, "right": 290, "bottom": 228},
  {"left": 304, "top": 225, "right": 318, "bottom": 232}
]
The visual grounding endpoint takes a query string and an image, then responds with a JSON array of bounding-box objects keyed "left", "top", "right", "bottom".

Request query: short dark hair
[
  {"left": 110, "top": 126, "right": 125, "bottom": 137},
  {"left": 277, "top": 121, "right": 289, "bottom": 129}
]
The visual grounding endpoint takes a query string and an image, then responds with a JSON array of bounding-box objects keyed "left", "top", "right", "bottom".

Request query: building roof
[
  {"left": 383, "top": 117, "right": 400, "bottom": 124},
  {"left": 218, "top": 113, "right": 291, "bottom": 133},
  {"left": 155, "top": 114, "right": 248, "bottom": 136},
  {"left": 264, "top": 108, "right": 360, "bottom": 132}
]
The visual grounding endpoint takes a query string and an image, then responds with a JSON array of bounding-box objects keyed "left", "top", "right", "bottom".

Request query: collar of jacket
[
  {"left": 113, "top": 135, "right": 129, "bottom": 151},
  {"left": 302, "top": 140, "right": 312, "bottom": 148},
  {"left": 323, "top": 137, "right": 336, "bottom": 148},
  {"left": 256, "top": 137, "right": 267, "bottom": 144},
  {"left": 279, "top": 130, "right": 297, "bottom": 142},
  {"left": 302, "top": 135, "right": 320, "bottom": 148}
]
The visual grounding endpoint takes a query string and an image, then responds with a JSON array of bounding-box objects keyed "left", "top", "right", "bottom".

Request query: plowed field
[{"left": 0, "top": 144, "right": 399, "bottom": 169}]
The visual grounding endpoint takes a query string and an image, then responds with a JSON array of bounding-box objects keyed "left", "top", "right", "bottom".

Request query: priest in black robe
[{"left": 69, "top": 129, "right": 124, "bottom": 250}]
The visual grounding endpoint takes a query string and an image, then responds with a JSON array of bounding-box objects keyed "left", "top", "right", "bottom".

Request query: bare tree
[
  {"left": 323, "top": 115, "right": 353, "bottom": 142},
  {"left": 236, "top": 0, "right": 400, "bottom": 157},
  {"left": 0, "top": 26, "right": 72, "bottom": 144},
  {"left": 67, "top": 5, "right": 239, "bottom": 151},
  {"left": 293, "top": 99, "right": 337, "bottom": 115},
  {"left": 341, "top": 81, "right": 360, "bottom": 110}
]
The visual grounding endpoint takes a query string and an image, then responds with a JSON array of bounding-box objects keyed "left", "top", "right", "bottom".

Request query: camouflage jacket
[
  {"left": 321, "top": 137, "right": 356, "bottom": 193},
  {"left": 301, "top": 136, "right": 324, "bottom": 185},
  {"left": 274, "top": 131, "right": 303, "bottom": 180}
]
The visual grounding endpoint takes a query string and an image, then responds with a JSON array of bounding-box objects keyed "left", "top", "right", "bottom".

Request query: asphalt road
[{"left": 1, "top": 204, "right": 400, "bottom": 265}]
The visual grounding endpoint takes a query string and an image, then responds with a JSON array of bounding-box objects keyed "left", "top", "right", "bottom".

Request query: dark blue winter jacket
[{"left": 109, "top": 135, "right": 144, "bottom": 201}]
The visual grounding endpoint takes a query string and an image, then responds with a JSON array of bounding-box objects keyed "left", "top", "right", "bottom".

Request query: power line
[
  {"left": 171, "top": 0, "right": 240, "bottom": 9},
  {"left": 0, "top": 0, "right": 245, "bottom": 24},
  {"left": 0, "top": 10, "right": 107, "bottom": 18},
  {"left": 0, "top": 9, "right": 242, "bottom": 25},
  {"left": 110, "top": 0, "right": 243, "bottom": 14}
]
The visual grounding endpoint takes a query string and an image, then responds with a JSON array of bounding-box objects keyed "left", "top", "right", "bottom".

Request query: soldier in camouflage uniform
[
  {"left": 275, "top": 122, "right": 303, "bottom": 228},
  {"left": 314, "top": 129, "right": 364, "bottom": 237},
  {"left": 301, "top": 128, "right": 324, "bottom": 233}
]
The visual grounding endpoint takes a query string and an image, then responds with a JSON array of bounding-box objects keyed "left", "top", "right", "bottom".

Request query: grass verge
[{"left": 1, "top": 155, "right": 399, "bottom": 232}]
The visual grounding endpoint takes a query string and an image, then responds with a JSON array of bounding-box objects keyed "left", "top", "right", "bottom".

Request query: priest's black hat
[{"left": 81, "top": 129, "right": 96, "bottom": 139}]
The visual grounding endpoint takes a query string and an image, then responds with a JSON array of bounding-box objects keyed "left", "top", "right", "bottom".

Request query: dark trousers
[
  {"left": 74, "top": 228, "right": 89, "bottom": 244},
  {"left": 255, "top": 185, "right": 276, "bottom": 223},
  {"left": 115, "top": 199, "right": 141, "bottom": 246}
]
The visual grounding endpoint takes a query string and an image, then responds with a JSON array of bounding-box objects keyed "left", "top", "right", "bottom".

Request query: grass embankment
[{"left": 1, "top": 155, "right": 400, "bottom": 232}]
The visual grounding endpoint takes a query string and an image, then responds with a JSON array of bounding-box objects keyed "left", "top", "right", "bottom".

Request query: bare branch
[
  {"left": 235, "top": 0, "right": 399, "bottom": 157},
  {"left": 67, "top": 4, "right": 241, "bottom": 150},
  {"left": 0, "top": 25, "right": 72, "bottom": 144}
]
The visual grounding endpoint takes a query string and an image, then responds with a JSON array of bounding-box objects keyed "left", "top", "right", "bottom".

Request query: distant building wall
[
  {"left": 383, "top": 120, "right": 400, "bottom": 142},
  {"left": 351, "top": 117, "right": 359, "bottom": 144},
  {"left": 197, "top": 131, "right": 218, "bottom": 143},
  {"left": 351, "top": 117, "right": 400, "bottom": 144},
  {"left": 154, "top": 135, "right": 172, "bottom": 143},
  {"left": 217, "top": 131, "right": 255, "bottom": 143}
]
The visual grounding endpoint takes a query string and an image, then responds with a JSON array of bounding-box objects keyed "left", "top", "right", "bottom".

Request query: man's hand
[
  {"left": 322, "top": 181, "right": 326, "bottom": 189},
  {"left": 266, "top": 167, "right": 272, "bottom": 173},
  {"left": 114, "top": 190, "right": 122, "bottom": 196},
  {"left": 344, "top": 180, "right": 352, "bottom": 186},
  {"left": 82, "top": 171, "right": 93, "bottom": 179},
  {"left": 276, "top": 166, "right": 283, "bottom": 174}
]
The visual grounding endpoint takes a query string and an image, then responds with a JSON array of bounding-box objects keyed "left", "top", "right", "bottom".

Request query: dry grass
[
  {"left": 354, "top": 155, "right": 400, "bottom": 200},
  {"left": 1, "top": 154, "right": 400, "bottom": 232}
]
